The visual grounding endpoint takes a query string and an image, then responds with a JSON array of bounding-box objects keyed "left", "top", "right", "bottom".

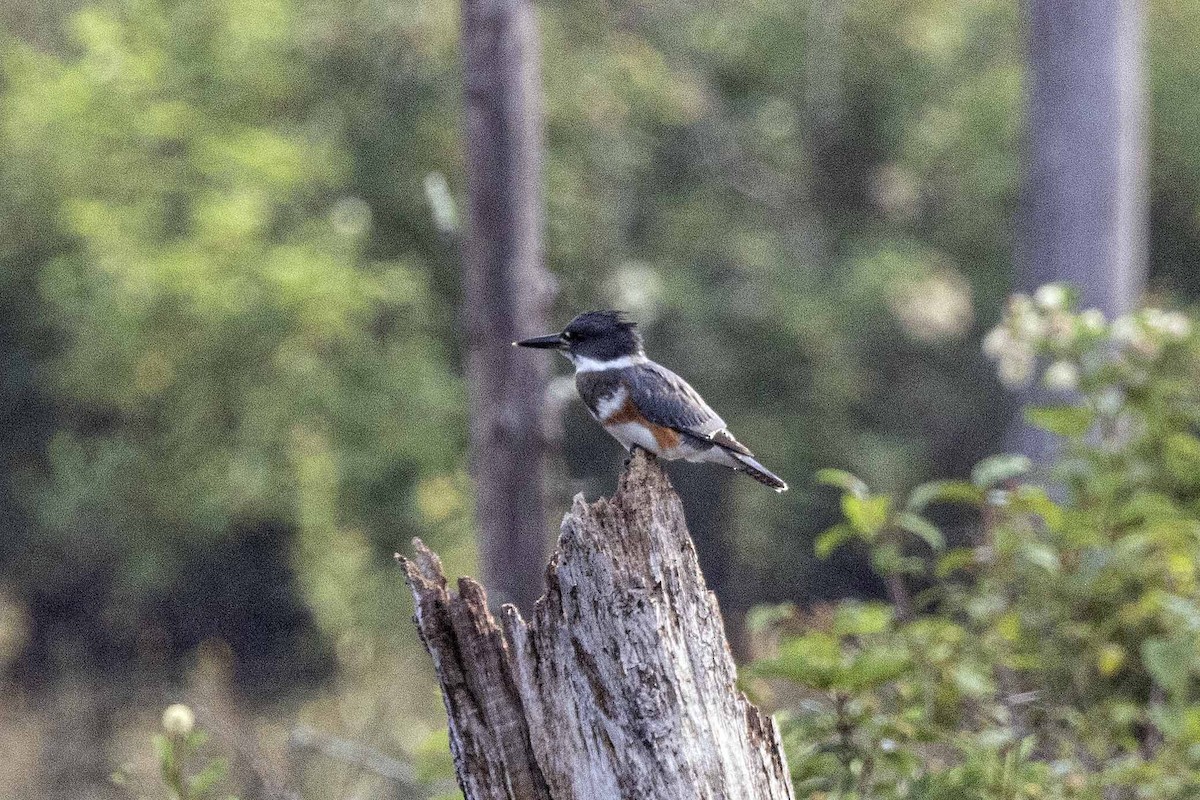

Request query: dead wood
[{"left": 399, "top": 451, "right": 794, "bottom": 800}]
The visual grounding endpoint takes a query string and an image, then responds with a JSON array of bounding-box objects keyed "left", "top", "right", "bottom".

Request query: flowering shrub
[
  {"left": 752, "top": 286, "right": 1200, "bottom": 799},
  {"left": 981, "top": 284, "right": 1191, "bottom": 390}
]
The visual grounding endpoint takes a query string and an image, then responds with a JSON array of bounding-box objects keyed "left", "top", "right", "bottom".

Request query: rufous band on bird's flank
[{"left": 603, "top": 395, "right": 683, "bottom": 452}]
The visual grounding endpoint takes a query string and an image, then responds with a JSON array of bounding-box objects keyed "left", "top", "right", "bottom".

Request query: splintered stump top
[{"left": 399, "top": 451, "right": 795, "bottom": 800}]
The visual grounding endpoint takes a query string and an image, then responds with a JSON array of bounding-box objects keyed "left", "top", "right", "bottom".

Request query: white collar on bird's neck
[{"left": 569, "top": 353, "right": 649, "bottom": 373}]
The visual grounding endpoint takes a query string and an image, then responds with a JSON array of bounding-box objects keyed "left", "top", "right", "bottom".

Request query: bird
[{"left": 515, "top": 310, "right": 788, "bottom": 492}]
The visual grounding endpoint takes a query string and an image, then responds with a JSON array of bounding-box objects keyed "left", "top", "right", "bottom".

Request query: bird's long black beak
[{"left": 513, "top": 333, "right": 564, "bottom": 349}]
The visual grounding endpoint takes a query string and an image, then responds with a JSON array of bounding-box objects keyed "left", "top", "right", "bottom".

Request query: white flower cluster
[
  {"left": 981, "top": 284, "right": 1193, "bottom": 391},
  {"left": 982, "top": 323, "right": 1037, "bottom": 388},
  {"left": 1110, "top": 308, "right": 1191, "bottom": 359},
  {"left": 981, "top": 287, "right": 1079, "bottom": 389}
]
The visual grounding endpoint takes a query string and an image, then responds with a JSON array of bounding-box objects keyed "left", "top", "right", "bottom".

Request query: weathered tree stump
[{"left": 399, "top": 451, "right": 795, "bottom": 800}]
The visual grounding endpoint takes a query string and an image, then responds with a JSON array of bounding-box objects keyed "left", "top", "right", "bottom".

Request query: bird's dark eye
[{"left": 562, "top": 331, "right": 574, "bottom": 340}]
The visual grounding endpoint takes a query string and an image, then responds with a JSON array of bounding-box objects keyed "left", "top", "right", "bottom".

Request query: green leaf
[
  {"left": 951, "top": 664, "right": 994, "bottom": 697},
  {"left": 1024, "top": 405, "right": 1095, "bottom": 438},
  {"left": 188, "top": 758, "right": 228, "bottom": 796},
  {"left": 971, "top": 454, "right": 1032, "bottom": 488},
  {"left": 1117, "top": 490, "right": 1182, "bottom": 527},
  {"left": 843, "top": 646, "right": 913, "bottom": 690},
  {"left": 1142, "top": 636, "right": 1194, "bottom": 700},
  {"left": 153, "top": 733, "right": 172, "bottom": 774},
  {"left": 1160, "top": 594, "right": 1200, "bottom": 633},
  {"left": 1012, "top": 485, "right": 1064, "bottom": 531},
  {"left": 833, "top": 602, "right": 894, "bottom": 636},
  {"left": 871, "top": 543, "right": 921, "bottom": 575},
  {"left": 906, "top": 479, "right": 984, "bottom": 511},
  {"left": 843, "top": 494, "right": 891, "bottom": 537},
  {"left": 936, "top": 548, "right": 976, "bottom": 578},
  {"left": 750, "top": 633, "right": 845, "bottom": 690},
  {"left": 1164, "top": 433, "right": 1200, "bottom": 488},
  {"left": 1020, "top": 542, "right": 1061, "bottom": 573},
  {"left": 897, "top": 512, "right": 945, "bottom": 550},
  {"left": 745, "top": 603, "right": 797, "bottom": 634},
  {"left": 815, "top": 524, "right": 855, "bottom": 559},
  {"left": 815, "top": 468, "right": 868, "bottom": 498}
]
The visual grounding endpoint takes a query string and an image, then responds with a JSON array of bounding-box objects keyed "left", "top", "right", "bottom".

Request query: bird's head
[{"left": 515, "top": 310, "right": 644, "bottom": 364}]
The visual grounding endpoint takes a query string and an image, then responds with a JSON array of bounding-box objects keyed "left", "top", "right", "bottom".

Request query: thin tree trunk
[
  {"left": 1011, "top": 0, "right": 1147, "bottom": 460},
  {"left": 1021, "top": 0, "right": 1146, "bottom": 307},
  {"left": 399, "top": 452, "right": 795, "bottom": 800},
  {"left": 461, "top": 0, "right": 556, "bottom": 610}
]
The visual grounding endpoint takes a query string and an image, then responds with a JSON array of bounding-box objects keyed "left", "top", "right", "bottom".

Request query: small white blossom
[
  {"left": 1045, "top": 311, "right": 1075, "bottom": 346},
  {"left": 1143, "top": 308, "right": 1191, "bottom": 340},
  {"left": 982, "top": 326, "right": 1011, "bottom": 359},
  {"left": 1034, "top": 283, "right": 1067, "bottom": 310},
  {"left": 1042, "top": 361, "right": 1079, "bottom": 392},
  {"left": 1143, "top": 308, "right": 1167, "bottom": 332},
  {"left": 161, "top": 703, "right": 195, "bottom": 736},
  {"left": 1013, "top": 308, "right": 1046, "bottom": 341},
  {"left": 1079, "top": 308, "right": 1106, "bottom": 334},
  {"left": 1163, "top": 312, "right": 1191, "bottom": 339},
  {"left": 1110, "top": 315, "right": 1140, "bottom": 346},
  {"left": 1008, "top": 293, "right": 1034, "bottom": 316},
  {"left": 1114, "top": 314, "right": 1161, "bottom": 358},
  {"left": 1096, "top": 387, "right": 1125, "bottom": 415},
  {"left": 997, "top": 347, "right": 1036, "bottom": 388}
]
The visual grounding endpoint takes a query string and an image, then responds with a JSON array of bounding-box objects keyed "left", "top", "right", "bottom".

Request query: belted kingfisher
[{"left": 516, "top": 311, "right": 788, "bottom": 492}]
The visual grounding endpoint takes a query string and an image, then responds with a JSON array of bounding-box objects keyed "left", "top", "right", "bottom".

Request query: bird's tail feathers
[{"left": 731, "top": 452, "right": 788, "bottom": 492}]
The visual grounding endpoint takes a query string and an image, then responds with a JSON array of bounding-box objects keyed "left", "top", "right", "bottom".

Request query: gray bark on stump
[{"left": 399, "top": 451, "right": 795, "bottom": 800}]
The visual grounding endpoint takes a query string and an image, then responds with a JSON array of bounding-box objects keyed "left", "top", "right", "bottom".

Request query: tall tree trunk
[
  {"left": 1011, "top": 0, "right": 1147, "bottom": 461},
  {"left": 461, "top": 0, "right": 556, "bottom": 610},
  {"left": 400, "top": 452, "right": 795, "bottom": 800}
]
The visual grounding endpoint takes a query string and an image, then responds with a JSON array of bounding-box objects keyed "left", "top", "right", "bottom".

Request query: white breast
[{"left": 604, "top": 421, "right": 666, "bottom": 455}]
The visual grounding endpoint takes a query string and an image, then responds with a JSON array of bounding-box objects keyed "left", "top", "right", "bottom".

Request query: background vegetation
[
  {"left": 2, "top": 0, "right": 1200, "bottom": 797},
  {"left": 752, "top": 294, "right": 1200, "bottom": 798}
]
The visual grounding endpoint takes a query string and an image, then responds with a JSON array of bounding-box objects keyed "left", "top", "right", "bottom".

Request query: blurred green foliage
[
  {"left": 2, "top": 0, "right": 1200, "bottom": 796},
  {"left": 753, "top": 292, "right": 1200, "bottom": 797},
  {"left": 4, "top": 0, "right": 465, "bottom": 584},
  {"left": 1, "top": 0, "right": 473, "bottom": 793}
]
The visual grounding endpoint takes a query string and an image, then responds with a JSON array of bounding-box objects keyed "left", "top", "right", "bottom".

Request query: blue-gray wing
[{"left": 626, "top": 362, "right": 753, "bottom": 455}]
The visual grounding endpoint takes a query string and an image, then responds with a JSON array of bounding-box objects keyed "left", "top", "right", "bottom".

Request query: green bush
[{"left": 751, "top": 286, "right": 1200, "bottom": 799}]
